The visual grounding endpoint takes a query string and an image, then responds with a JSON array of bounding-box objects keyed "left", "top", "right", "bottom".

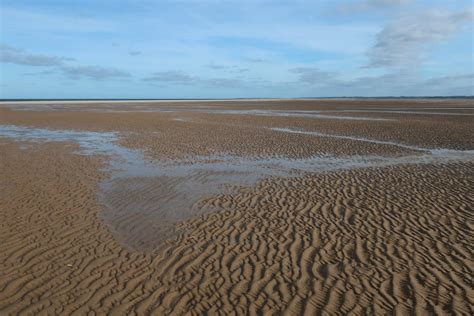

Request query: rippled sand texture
[{"left": 0, "top": 99, "right": 473, "bottom": 314}]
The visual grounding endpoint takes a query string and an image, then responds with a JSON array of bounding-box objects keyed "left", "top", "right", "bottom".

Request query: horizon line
[{"left": 1, "top": 96, "right": 473, "bottom": 102}]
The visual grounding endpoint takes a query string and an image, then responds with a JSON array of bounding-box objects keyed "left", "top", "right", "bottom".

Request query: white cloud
[{"left": 366, "top": 7, "right": 473, "bottom": 68}]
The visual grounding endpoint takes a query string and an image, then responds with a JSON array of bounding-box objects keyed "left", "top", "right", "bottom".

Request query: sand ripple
[
  {"left": 0, "top": 99, "right": 473, "bottom": 314},
  {"left": 1, "top": 140, "right": 472, "bottom": 314}
]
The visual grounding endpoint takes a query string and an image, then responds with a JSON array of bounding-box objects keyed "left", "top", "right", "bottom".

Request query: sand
[{"left": 0, "top": 99, "right": 473, "bottom": 314}]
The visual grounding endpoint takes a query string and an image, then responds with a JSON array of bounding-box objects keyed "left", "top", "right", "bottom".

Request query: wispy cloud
[
  {"left": 23, "top": 70, "right": 57, "bottom": 76},
  {"left": 232, "top": 66, "right": 249, "bottom": 73},
  {"left": 207, "top": 78, "right": 245, "bottom": 88},
  {"left": 143, "top": 71, "right": 196, "bottom": 85},
  {"left": 243, "top": 57, "right": 265, "bottom": 63},
  {"left": 129, "top": 51, "right": 142, "bottom": 56},
  {"left": 337, "top": 71, "right": 414, "bottom": 91},
  {"left": 0, "top": 44, "right": 73, "bottom": 66},
  {"left": 346, "top": 71, "right": 474, "bottom": 95},
  {"left": 290, "top": 67, "right": 338, "bottom": 85},
  {"left": 2, "top": 7, "right": 114, "bottom": 33},
  {"left": 286, "top": 67, "right": 473, "bottom": 96},
  {"left": 366, "top": 7, "right": 473, "bottom": 68},
  {"left": 207, "top": 64, "right": 250, "bottom": 73},
  {"left": 421, "top": 73, "right": 474, "bottom": 89},
  {"left": 207, "top": 63, "right": 227, "bottom": 70},
  {"left": 1, "top": 44, "right": 130, "bottom": 80},
  {"left": 60, "top": 65, "right": 131, "bottom": 80},
  {"left": 338, "top": 0, "right": 410, "bottom": 14},
  {"left": 143, "top": 70, "right": 260, "bottom": 89}
]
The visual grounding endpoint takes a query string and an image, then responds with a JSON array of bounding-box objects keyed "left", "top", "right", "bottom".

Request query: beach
[{"left": 0, "top": 98, "right": 473, "bottom": 314}]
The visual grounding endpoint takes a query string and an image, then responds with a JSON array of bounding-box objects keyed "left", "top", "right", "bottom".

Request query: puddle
[{"left": 1, "top": 124, "right": 473, "bottom": 251}]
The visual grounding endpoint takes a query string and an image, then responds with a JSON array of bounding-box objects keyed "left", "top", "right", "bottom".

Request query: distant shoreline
[{"left": 1, "top": 96, "right": 473, "bottom": 103}]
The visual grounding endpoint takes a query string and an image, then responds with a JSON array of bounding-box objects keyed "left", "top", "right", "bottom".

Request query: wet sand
[{"left": 0, "top": 99, "right": 473, "bottom": 314}]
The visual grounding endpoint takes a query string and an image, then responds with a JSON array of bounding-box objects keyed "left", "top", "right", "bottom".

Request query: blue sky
[{"left": 0, "top": 0, "right": 473, "bottom": 98}]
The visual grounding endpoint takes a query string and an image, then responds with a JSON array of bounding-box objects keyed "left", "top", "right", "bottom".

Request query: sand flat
[{"left": 0, "top": 99, "right": 473, "bottom": 314}]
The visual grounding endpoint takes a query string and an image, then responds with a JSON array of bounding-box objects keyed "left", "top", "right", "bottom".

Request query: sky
[{"left": 0, "top": 0, "right": 473, "bottom": 99}]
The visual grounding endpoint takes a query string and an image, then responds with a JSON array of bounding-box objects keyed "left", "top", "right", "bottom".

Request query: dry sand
[{"left": 0, "top": 99, "right": 473, "bottom": 314}]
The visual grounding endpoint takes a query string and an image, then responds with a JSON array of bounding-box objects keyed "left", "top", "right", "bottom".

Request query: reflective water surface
[{"left": 1, "top": 124, "right": 473, "bottom": 250}]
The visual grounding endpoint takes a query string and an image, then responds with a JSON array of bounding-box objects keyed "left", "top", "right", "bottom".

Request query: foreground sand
[{"left": 0, "top": 99, "right": 473, "bottom": 314}]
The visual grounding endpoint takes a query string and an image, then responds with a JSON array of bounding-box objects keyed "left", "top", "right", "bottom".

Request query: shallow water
[
  {"left": 0, "top": 124, "right": 118, "bottom": 156},
  {"left": 1, "top": 124, "right": 473, "bottom": 250},
  {"left": 270, "top": 127, "right": 448, "bottom": 154},
  {"left": 206, "top": 109, "right": 393, "bottom": 121},
  {"left": 327, "top": 110, "right": 474, "bottom": 116},
  {"left": 1, "top": 103, "right": 395, "bottom": 121}
]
